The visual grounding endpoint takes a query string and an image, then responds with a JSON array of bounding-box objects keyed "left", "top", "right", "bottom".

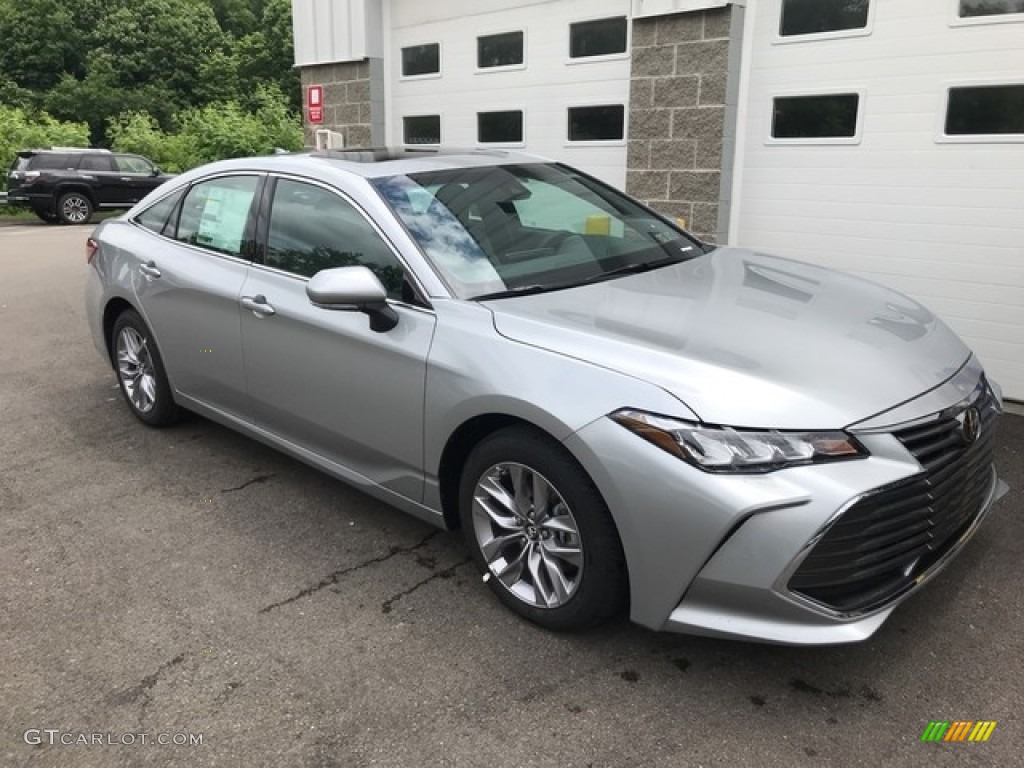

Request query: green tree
[
  {"left": 0, "top": 105, "right": 89, "bottom": 188},
  {"left": 210, "top": 0, "right": 258, "bottom": 36},
  {"left": 39, "top": 0, "right": 224, "bottom": 142},
  {"left": 0, "top": 0, "right": 86, "bottom": 94},
  {"left": 108, "top": 85, "right": 302, "bottom": 173},
  {"left": 1, "top": 0, "right": 301, "bottom": 149},
  {"left": 175, "top": 84, "right": 303, "bottom": 162},
  {"left": 196, "top": 48, "right": 244, "bottom": 106},
  {"left": 107, "top": 111, "right": 198, "bottom": 173},
  {"left": 234, "top": 0, "right": 300, "bottom": 111}
]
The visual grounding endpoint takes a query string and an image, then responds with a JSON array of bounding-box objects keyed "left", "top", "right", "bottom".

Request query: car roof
[
  {"left": 179, "top": 147, "right": 555, "bottom": 182},
  {"left": 18, "top": 147, "right": 111, "bottom": 155}
]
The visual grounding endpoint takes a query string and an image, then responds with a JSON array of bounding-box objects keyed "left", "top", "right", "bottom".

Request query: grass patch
[{"left": 0, "top": 204, "right": 121, "bottom": 225}]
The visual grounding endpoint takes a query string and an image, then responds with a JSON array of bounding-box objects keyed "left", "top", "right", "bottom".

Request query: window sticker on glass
[{"left": 196, "top": 186, "right": 254, "bottom": 253}]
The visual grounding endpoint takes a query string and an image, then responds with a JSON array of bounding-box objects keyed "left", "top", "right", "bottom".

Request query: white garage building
[{"left": 291, "top": 0, "right": 1024, "bottom": 402}]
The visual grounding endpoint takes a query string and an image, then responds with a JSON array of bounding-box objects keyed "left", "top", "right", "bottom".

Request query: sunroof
[{"left": 310, "top": 147, "right": 441, "bottom": 163}]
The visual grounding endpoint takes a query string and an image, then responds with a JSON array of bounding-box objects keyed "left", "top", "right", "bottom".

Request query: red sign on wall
[{"left": 307, "top": 85, "right": 324, "bottom": 124}]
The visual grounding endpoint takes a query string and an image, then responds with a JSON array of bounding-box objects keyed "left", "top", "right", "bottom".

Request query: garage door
[
  {"left": 731, "top": 0, "right": 1024, "bottom": 400},
  {"left": 387, "top": 0, "right": 632, "bottom": 187}
]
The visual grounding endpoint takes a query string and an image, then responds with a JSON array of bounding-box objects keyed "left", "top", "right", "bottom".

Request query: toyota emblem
[{"left": 961, "top": 406, "right": 981, "bottom": 445}]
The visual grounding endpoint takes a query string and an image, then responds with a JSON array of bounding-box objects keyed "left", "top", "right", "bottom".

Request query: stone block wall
[
  {"left": 626, "top": 7, "right": 733, "bottom": 242},
  {"left": 299, "top": 60, "right": 378, "bottom": 149}
]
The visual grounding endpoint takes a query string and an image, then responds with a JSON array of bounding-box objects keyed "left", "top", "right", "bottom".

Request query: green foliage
[
  {"left": 108, "top": 86, "right": 303, "bottom": 173},
  {"left": 106, "top": 112, "right": 195, "bottom": 173},
  {"left": 0, "top": 0, "right": 85, "bottom": 93},
  {"left": 0, "top": 0, "right": 301, "bottom": 145},
  {"left": 0, "top": 104, "right": 89, "bottom": 187},
  {"left": 210, "top": 0, "right": 258, "bottom": 36},
  {"left": 174, "top": 84, "right": 305, "bottom": 166}
]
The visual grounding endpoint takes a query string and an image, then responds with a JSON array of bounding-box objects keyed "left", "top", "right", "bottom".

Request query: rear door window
[
  {"left": 79, "top": 154, "right": 115, "bottom": 172},
  {"left": 175, "top": 176, "right": 261, "bottom": 257}
]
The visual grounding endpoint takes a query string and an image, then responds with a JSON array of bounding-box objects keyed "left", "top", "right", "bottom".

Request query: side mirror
[
  {"left": 151, "top": 167, "right": 161, "bottom": 176},
  {"left": 306, "top": 266, "right": 399, "bottom": 332}
]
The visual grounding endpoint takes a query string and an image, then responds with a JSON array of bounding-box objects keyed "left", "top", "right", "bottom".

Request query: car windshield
[{"left": 371, "top": 163, "right": 704, "bottom": 299}]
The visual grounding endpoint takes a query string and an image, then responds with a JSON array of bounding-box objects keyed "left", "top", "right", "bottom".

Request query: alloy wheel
[
  {"left": 116, "top": 327, "right": 157, "bottom": 414},
  {"left": 471, "top": 462, "right": 584, "bottom": 609},
  {"left": 61, "top": 195, "right": 90, "bottom": 223}
]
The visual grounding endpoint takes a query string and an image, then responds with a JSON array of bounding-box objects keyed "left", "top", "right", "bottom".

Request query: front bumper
[{"left": 565, "top": 363, "right": 1008, "bottom": 645}]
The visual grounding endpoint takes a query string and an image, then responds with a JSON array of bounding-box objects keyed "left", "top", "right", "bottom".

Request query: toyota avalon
[{"left": 84, "top": 149, "right": 1008, "bottom": 644}]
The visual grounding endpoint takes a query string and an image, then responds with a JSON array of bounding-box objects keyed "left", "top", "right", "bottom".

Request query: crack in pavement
[
  {"left": 106, "top": 653, "right": 186, "bottom": 711},
  {"left": 380, "top": 556, "right": 472, "bottom": 614},
  {"left": 258, "top": 530, "right": 441, "bottom": 614},
  {"left": 220, "top": 474, "right": 275, "bottom": 493}
]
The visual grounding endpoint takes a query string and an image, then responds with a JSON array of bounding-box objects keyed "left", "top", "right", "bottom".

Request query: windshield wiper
[
  {"left": 581, "top": 254, "right": 684, "bottom": 285},
  {"left": 474, "top": 284, "right": 558, "bottom": 300},
  {"left": 474, "top": 255, "right": 687, "bottom": 300}
]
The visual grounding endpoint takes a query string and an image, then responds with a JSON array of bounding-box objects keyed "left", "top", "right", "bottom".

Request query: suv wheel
[{"left": 57, "top": 192, "right": 93, "bottom": 224}]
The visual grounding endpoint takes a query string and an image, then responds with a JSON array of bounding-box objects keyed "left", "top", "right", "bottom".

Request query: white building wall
[
  {"left": 293, "top": 0, "right": 381, "bottom": 65},
  {"left": 732, "top": 0, "right": 1024, "bottom": 400},
  {"left": 387, "top": 0, "right": 633, "bottom": 186}
]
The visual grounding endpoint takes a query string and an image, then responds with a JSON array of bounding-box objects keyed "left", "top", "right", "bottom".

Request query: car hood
[{"left": 485, "top": 248, "right": 971, "bottom": 429}]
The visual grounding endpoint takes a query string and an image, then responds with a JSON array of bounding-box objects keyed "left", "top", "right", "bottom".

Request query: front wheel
[
  {"left": 111, "top": 309, "right": 179, "bottom": 427},
  {"left": 459, "top": 426, "right": 627, "bottom": 631}
]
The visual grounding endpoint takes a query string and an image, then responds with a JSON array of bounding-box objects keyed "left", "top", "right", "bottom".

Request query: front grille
[{"left": 788, "top": 379, "right": 1000, "bottom": 613}]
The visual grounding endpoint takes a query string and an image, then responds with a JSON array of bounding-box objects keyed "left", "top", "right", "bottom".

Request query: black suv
[{"left": 6, "top": 148, "right": 173, "bottom": 224}]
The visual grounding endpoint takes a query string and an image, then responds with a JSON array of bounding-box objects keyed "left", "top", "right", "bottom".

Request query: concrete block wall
[
  {"left": 299, "top": 61, "right": 375, "bottom": 149},
  {"left": 626, "top": 7, "right": 732, "bottom": 242}
]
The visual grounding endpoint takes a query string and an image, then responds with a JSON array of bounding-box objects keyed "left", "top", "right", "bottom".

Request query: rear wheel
[
  {"left": 111, "top": 309, "right": 179, "bottom": 427},
  {"left": 57, "top": 192, "right": 93, "bottom": 224},
  {"left": 459, "top": 426, "right": 627, "bottom": 630}
]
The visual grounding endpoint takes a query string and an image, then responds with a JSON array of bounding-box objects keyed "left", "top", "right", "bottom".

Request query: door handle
[
  {"left": 139, "top": 262, "right": 161, "bottom": 279},
  {"left": 241, "top": 295, "right": 276, "bottom": 317}
]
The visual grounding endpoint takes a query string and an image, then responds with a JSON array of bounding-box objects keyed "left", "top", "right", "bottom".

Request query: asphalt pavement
[{"left": 1, "top": 221, "right": 1021, "bottom": 767}]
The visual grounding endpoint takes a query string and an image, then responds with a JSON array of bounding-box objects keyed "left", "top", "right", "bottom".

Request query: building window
[
  {"left": 567, "top": 105, "right": 625, "bottom": 142},
  {"left": 959, "top": 0, "right": 1024, "bottom": 16},
  {"left": 477, "top": 31, "right": 524, "bottom": 69},
  {"left": 779, "top": 0, "right": 870, "bottom": 36},
  {"left": 945, "top": 84, "right": 1024, "bottom": 135},
  {"left": 772, "top": 94, "right": 860, "bottom": 139},
  {"left": 569, "top": 17, "right": 628, "bottom": 58},
  {"left": 401, "top": 43, "right": 440, "bottom": 77},
  {"left": 403, "top": 115, "right": 441, "bottom": 145},
  {"left": 478, "top": 111, "right": 524, "bottom": 143}
]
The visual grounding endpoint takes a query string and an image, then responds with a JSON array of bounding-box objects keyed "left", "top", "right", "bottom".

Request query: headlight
[{"left": 610, "top": 410, "right": 866, "bottom": 473}]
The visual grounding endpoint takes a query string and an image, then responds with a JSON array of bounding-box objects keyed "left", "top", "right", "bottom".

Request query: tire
[
  {"left": 32, "top": 208, "right": 59, "bottom": 224},
  {"left": 111, "top": 309, "right": 179, "bottom": 427},
  {"left": 459, "top": 426, "right": 628, "bottom": 631},
  {"left": 57, "top": 191, "right": 93, "bottom": 225}
]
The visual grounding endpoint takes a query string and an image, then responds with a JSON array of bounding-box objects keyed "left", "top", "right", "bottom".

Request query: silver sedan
[{"left": 85, "top": 149, "right": 1008, "bottom": 644}]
